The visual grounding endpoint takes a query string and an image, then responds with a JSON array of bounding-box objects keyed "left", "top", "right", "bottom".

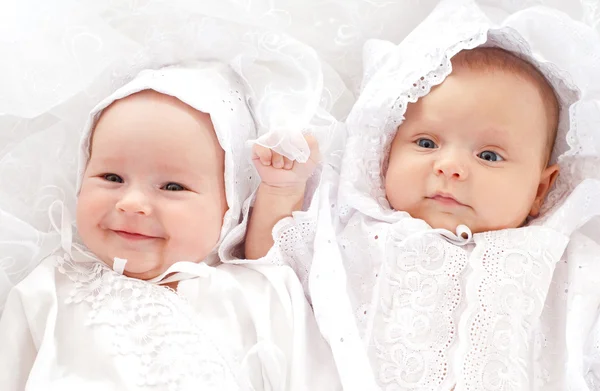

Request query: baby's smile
[{"left": 112, "top": 230, "right": 162, "bottom": 241}]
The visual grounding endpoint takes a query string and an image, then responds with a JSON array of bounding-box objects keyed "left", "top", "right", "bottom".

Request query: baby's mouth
[
  {"left": 112, "top": 230, "right": 160, "bottom": 241},
  {"left": 427, "top": 193, "right": 467, "bottom": 207}
]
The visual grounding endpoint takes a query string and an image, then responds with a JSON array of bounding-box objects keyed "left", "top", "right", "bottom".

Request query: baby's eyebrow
[
  {"left": 477, "top": 127, "right": 510, "bottom": 142},
  {"left": 156, "top": 163, "right": 207, "bottom": 176},
  {"left": 92, "top": 156, "right": 210, "bottom": 180},
  {"left": 90, "top": 155, "right": 124, "bottom": 166},
  {"left": 410, "top": 109, "right": 445, "bottom": 127},
  {"left": 159, "top": 160, "right": 218, "bottom": 182}
]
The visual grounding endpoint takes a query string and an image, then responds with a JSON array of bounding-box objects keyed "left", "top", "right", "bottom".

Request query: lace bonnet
[
  {"left": 76, "top": 62, "right": 259, "bottom": 266},
  {"left": 340, "top": 0, "right": 600, "bottom": 234}
]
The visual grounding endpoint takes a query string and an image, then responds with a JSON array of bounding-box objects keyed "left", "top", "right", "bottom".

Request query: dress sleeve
[
  {"left": 268, "top": 164, "right": 339, "bottom": 301},
  {"left": 583, "top": 313, "right": 600, "bottom": 388},
  {"left": 246, "top": 264, "right": 342, "bottom": 391},
  {"left": 0, "top": 287, "right": 38, "bottom": 389},
  {"left": 266, "top": 174, "right": 322, "bottom": 298},
  {"left": 562, "top": 231, "right": 600, "bottom": 390}
]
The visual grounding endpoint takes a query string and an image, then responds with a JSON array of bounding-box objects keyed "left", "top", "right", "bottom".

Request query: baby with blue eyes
[{"left": 383, "top": 46, "right": 559, "bottom": 235}]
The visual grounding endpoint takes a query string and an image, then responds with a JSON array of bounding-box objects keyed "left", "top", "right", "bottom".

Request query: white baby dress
[{"left": 267, "top": 1, "right": 600, "bottom": 390}]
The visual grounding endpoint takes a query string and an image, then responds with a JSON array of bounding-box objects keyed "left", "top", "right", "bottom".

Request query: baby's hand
[
  {"left": 246, "top": 136, "right": 319, "bottom": 259},
  {"left": 252, "top": 135, "right": 320, "bottom": 191}
]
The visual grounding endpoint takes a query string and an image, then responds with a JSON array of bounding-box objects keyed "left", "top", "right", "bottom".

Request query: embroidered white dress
[
  {"left": 0, "top": 251, "right": 340, "bottom": 391},
  {"left": 269, "top": 1, "right": 600, "bottom": 390}
]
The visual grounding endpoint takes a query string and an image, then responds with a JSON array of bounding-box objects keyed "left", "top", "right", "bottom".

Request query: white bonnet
[
  {"left": 340, "top": 0, "right": 600, "bottom": 235},
  {"left": 76, "top": 61, "right": 259, "bottom": 265}
]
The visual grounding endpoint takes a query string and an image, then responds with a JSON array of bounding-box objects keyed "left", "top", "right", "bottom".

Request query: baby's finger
[
  {"left": 304, "top": 135, "right": 322, "bottom": 164},
  {"left": 253, "top": 144, "right": 273, "bottom": 166},
  {"left": 272, "top": 152, "right": 284, "bottom": 169},
  {"left": 283, "top": 156, "right": 294, "bottom": 170}
]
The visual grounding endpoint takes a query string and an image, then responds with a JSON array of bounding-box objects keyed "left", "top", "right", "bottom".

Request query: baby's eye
[
  {"left": 416, "top": 138, "right": 438, "bottom": 149},
  {"left": 103, "top": 174, "right": 123, "bottom": 183},
  {"left": 162, "top": 182, "right": 186, "bottom": 192},
  {"left": 478, "top": 151, "right": 504, "bottom": 162}
]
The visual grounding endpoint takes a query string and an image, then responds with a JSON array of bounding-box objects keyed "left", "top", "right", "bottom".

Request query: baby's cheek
[
  {"left": 76, "top": 193, "right": 100, "bottom": 239},
  {"left": 202, "top": 207, "right": 225, "bottom": 243},
  {"left": 385, "top": 172, "right": 412, "bottom": 211},
  {"left": 479, "top": 180, "right": 534, "bottom": 230},
  {"left": 170, "top": 203, "right": 223, "bottom": 257}
]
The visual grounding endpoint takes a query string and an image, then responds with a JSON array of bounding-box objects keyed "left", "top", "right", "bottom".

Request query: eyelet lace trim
[
  {"left": 457, "top": 228, "right": 568, "bottom": 390},
  {"left": 369, "top": 232, "right": 470, "bottom": 390},
  {"left": 367, "top": 227, "right": 568, "bottom": 390}
]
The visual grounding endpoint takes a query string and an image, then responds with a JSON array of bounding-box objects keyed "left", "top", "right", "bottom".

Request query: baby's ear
[{"left": 529, "top": 164, "right": 559, "bottom": 217}]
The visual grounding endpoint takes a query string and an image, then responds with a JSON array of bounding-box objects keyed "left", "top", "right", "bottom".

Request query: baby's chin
[
  {"left": 421, "top": 214, "right": 471, "bottom": 233},
  {"left": 97, "top": 251, "right": 183, "bottom": 281}
]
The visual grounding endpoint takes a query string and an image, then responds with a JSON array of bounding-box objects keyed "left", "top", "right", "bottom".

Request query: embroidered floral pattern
[
  {"left": 366, "top": 227, "right": 568, "bottom": 391},
  {"left": 459, "top": 228, "right": 568, "bottom": 391},
  {"left": 55, "top": 253, "right": 242, "bottom": 391},
  {"left": 370, "top": 233, "right": 469, "bottom": 390}
]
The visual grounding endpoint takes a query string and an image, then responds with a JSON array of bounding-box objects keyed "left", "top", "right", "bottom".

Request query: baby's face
[
  {"left": 76, "top": 90, "right": 227, "bottom": 280},
  {"left": 385, "top": 67, "right": 558, "bottom": 233}
]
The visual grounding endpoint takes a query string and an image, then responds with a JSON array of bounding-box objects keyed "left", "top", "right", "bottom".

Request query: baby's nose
[
  {"left": 433, "top": 154, "right": 468, "bottom": 180},
  {"left": 116, "top": 189, "right": 152, "bottom": 215}
]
